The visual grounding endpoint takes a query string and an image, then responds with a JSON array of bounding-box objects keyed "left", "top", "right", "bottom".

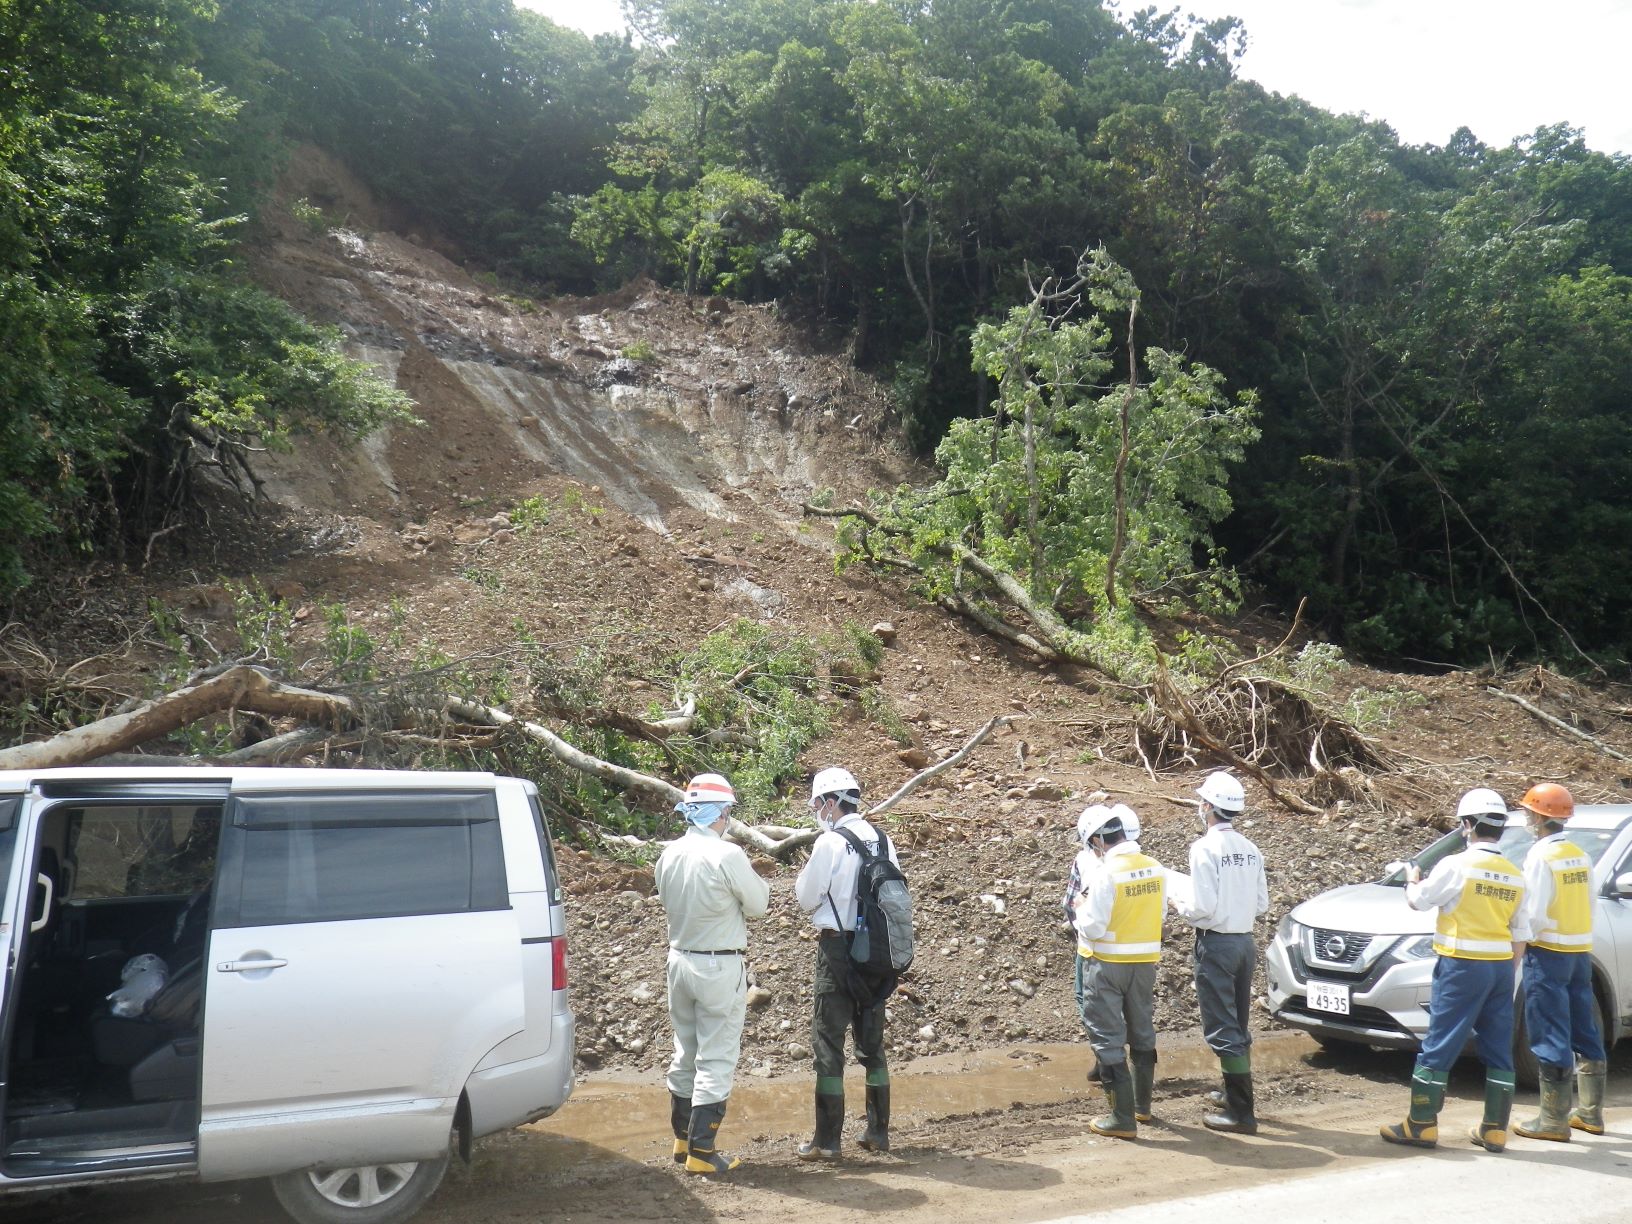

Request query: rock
[
  {"left": 1007, "top": 979, "right": 1035, "bottom": 1000},
  {"left": 1038, "top": 868, "right": 1062, "bottom": 883},
  {"left": 631, "top": 983, "right": 656, "bottom": 1004},
  {"left": 625, "top": 1037, "right": 647, "bottom": 1054},
  {"left": 787, "top": 1044, "right": 810, "bottom": 1060},
  {"left": 1025, "top": 781, "right": 1068, "bottom": 801},
  {"left": 746, "top": 986, "right": 773, "bottom": 1009},
  {"left": 918, "top": 1024, "right": 936, "bottom": 1040},
  {"left": 778, "top": 1019, "right": 793, "bottom": 1032},
  {"left": 871, "top": 620, "right": 898, "bottom": 645},
  {"left": 897, "top": 747, "right": 931, "bottom": 769}
]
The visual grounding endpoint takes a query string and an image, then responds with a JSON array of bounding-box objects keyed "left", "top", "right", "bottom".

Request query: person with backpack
[{"left": 793, "top": 766, "right": 910, "bottom": 1162}]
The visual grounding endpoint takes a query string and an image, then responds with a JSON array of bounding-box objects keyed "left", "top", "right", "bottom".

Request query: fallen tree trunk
[
  {"left": 869, "top": 713, "right": 1018, "bottom": 817},
  {"left": 0, "top": 667, "right": 357, "bottom": 770},
  {"left": 1486, "top": 687, "right": 1631, "bottom": 763}
]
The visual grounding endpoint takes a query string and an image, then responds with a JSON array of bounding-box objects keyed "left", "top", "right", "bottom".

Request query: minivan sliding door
[{"left": 197, "top": 789, "right": 524, "bottom": 1182}]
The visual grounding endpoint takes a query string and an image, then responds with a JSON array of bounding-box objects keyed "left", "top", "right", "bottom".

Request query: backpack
[{"left": 828, "top": 826, "right": 915, "bottom": 982}]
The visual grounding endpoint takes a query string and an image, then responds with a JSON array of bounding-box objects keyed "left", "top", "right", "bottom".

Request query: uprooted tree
[{"left": 810, "top": 248, "right": 1260, "bottom": 684}]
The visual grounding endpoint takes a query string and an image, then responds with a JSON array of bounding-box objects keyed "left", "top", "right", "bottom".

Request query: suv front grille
[{"left": 1307, "top": 928, "right": 1365, "bottom": 965}]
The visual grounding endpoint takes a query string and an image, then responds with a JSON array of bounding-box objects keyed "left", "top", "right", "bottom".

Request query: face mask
[
  {"left": 679, "top": 800, "right": 728, "bottom": 827},
  {"left": 812, "top": 799, "right": 835, "bottom": 832}
]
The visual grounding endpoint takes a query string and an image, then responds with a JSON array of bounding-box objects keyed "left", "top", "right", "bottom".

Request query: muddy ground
[{"left": 21, "top": 1034, "right": 1632, "bottom": 1223}]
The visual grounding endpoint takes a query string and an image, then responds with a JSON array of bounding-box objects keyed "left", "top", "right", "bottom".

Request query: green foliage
[
  {"left": 621, "top": 339, "right": 657, "bottom": 362},
  {"left": 289, "top": 196, "right": 330, "bottom": 234}
]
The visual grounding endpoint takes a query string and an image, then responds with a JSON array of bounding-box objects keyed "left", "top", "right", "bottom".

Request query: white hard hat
[
  {"left": 1196, "top": 771, "right": 1245, "bottom": 813},
  {"left": 1076, "top": 804, "right": 1124, "bottom": 845},
  {"left": 1110, "top": 803, "right": 1141, "bottom": 839},
  {"left": 683, "top": 773, "right": 736, "bottom": 805},
  {"left": 811, "top": 766, "right": 861, "bottom": 802},
  {"left": 1456, "top": 787, "right": 1508, "bottom": 824}
]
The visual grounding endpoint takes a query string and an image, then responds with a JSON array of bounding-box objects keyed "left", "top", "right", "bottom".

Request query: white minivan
[{"left": 0, "top": 767, "right": 574, "bottom": 1223}]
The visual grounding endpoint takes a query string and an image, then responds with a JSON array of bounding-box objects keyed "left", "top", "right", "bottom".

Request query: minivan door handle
[
  {"left": 29, "top": 873, "right": 53, "bottom": 934},
  {"left": 217, "top": 958, "right": 289, "bottom": 973}
]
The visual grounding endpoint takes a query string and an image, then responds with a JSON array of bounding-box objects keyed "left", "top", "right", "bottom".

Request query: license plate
[{"left": 1307, "top": 980, "right": 1351, "bottom": 1015}]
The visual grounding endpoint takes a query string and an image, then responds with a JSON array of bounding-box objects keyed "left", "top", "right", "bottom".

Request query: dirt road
[{"left": 16, "top": 1033, "right": 1631, "bottom": 1223}]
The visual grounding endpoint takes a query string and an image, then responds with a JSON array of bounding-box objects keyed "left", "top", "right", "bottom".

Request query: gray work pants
[
  {"left": 1081, "top": 958, "right": 1158, "bottom": 1065},
  {"left": 665, "top": 949, "right": 747, "bottom": 1105},
  {"left": 1194, "top": 930, "right": 1256, "bottom": 1060}
]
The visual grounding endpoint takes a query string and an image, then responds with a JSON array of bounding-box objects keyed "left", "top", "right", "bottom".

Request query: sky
[{"left": 514, "top": 0, "right": 1632, "bottom": 155}]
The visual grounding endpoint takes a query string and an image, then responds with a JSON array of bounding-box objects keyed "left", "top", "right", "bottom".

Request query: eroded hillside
[{"left": 10, "top": 148, "right": 1632, "bottom": 1083}]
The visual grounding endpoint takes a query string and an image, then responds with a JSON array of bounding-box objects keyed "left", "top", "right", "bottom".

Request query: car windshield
[{"left": 1381, "top": 819, "right": 1621, "bottom": 886}]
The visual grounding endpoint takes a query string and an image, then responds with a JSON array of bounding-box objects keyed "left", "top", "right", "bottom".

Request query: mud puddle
[{"left": 529, "top": 1030, "right": 1323, "bottom": 1163}]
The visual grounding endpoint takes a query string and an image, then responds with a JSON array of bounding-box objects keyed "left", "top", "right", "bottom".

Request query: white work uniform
[
  {"left": 1171, "top": 822, "right": 1268, "bottom": 933},
  {"left": 795, "top": 814, "right": 899, "bottom": 931},
  {"left": 654, "top": 823, "right": 770, "bottom": 1104}
]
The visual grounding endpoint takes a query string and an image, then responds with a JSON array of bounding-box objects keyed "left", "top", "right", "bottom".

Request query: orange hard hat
[{"left": 1519, "top": 782, "right": 1575, "bottom": 821}]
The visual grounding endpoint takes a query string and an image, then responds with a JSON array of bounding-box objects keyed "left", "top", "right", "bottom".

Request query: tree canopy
[{"left": 3, "top": 0, "right": 1631, "bottom": 668}]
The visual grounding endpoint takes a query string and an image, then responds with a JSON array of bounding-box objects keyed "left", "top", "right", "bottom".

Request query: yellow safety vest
[
  {"left": 1090, "top": 853, "right": 1165, "bottom": 964},
  {"left": 1434, "top": 852, "right": 1524, "bottom": 960},
  {"left": 1532, "top": 837, "right": 1593, "bottom": 953}
]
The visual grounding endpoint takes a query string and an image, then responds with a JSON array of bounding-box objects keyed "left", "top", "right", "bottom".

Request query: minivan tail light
[{"left": 551, "top": 934, "right": 568, "bottom": 991}]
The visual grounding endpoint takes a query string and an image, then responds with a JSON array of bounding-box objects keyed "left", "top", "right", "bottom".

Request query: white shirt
[
  {"left": 654, "top": 824, "right": 770, "bottom": 951},
  {"left": 1073, "top": 841, "right": 1158, "bottom": 945},
  {"left": 1171, "top": 821, "right": 1268, "bottom": 933},
  {"left": 1520, "top": 831, "right": 1580, "bottom": 937},
  {"left": 795, "top": 814, "right": 899, "bottom": 931},
  {"left": 1407, "top": 843, "right": 1534, "bottom": 942}
]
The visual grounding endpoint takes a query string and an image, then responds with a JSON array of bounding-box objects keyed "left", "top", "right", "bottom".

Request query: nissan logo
[{"left": 1322, "top": 934, "right": 1347, "bottom": 959}]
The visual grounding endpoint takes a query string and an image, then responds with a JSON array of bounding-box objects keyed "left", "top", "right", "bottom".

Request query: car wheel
[
  {"left": 1510, "top": 991, "right": 1605, "bottom": 1093},
  {"left": 268, "top": 1146, "right": 451, "bottom": 1224}
]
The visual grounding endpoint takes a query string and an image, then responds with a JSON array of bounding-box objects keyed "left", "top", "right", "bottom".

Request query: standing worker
[
  {"left": 1169, "top": 771, "right": 1268, "bottom": 1134},
  {"left": 1512, "top": 782, "right": 1607, "bottom": 1141},
  {"left": 655, "top": 773, "right": 770, "bottom": 1175},
  {"left": 793, "top": 767, "right": 899, "bottom": 1161},
  {"left": 1073, "top": 804, "right": 1164, "bottom": 1138},
  {"left": 1064, "top": 801, "right": 1114, "bottom": 1054},
  {"left": 1381, "top": 787, "right": 1529, "bottom": 1152}
]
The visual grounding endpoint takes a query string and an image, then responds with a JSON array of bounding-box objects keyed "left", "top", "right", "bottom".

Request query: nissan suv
[{"left": 1266, "top": 804, "right": 1632, "bottom": 1085}]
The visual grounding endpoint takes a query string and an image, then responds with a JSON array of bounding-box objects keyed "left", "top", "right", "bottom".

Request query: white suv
[
  {"left": 0, "top": 767, "right": 574, "bottom": 1224},
  {"left": 1267, "top": 803, "right": 1632, "bottom": 1085}
]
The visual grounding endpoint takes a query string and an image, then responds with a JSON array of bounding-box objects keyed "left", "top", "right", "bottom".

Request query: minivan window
[
  {"left": 64, "top": 804, "right": 220, "bottom": 899},
  {"left": 525, "top": 791, "right": 563, "bottom": 904},
  {"left": 224, "top": 791, "right": 507, "bottom": 926}
]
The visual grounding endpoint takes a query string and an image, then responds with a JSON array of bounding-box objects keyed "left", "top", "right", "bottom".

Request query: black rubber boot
[
  {"left": 1203, "top": 1072, "right": 1257, "bottom": 1135},
  {"left": 1130, "top": 1048, "right": 1157, "bottom": 1123},
  {"left": 797, "top": 1091, "right": 844, "bottom": 1162},
  {"left": 685, "top": 1099, "right": 742, "bottom": 1174},
  {"left": 670, "top": 1092, "right": 692, "bottom": 1164},
  {"left": 858, "top": 1085, "right": 891, "bottom": 1153},
  {"left": 1089, "top": 1061, "right": 1138, "bottom": 1140}
]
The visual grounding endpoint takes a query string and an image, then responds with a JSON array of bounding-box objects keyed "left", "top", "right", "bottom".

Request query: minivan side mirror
[{"left": 1613, "top": 872, "right": 1632, "bottom": 900}]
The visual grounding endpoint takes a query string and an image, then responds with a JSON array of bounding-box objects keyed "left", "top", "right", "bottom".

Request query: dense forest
[{"left": 3, "top": 0, "right": 1630, "bottom": 668}]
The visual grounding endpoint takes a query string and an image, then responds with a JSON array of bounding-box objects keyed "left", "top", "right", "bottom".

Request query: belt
[{"left": 678, "top": 948, "right": 744, "bottom": 955}]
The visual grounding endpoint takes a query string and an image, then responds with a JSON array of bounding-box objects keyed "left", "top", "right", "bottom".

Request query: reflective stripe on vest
[
  {"left": 1089, "top": 856, "right": 1165, "bottom": 963},
  {"left": 1534, "top": 841, "right": 1593, "bottom": 953},
  {"left": 1434, "top": 858, "right": 1524, "bottom": 960}
]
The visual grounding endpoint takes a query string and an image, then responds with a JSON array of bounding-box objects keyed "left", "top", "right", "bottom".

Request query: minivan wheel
[{"left": 269, "top": 1148, "right": 451, "bottom": 1224}]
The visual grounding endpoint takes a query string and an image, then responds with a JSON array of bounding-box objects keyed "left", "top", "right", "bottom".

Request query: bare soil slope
[{"left": 19, "top": 147, "right": 1632, "bottom": 1085}]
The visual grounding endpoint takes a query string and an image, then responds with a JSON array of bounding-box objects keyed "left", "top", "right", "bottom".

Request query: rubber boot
[
  {"left": 670, "top": 1092, "right": 692, "bottom": 1164},
  {"left": 1381, "top": 1064, "right": 1445, "bottom": 1148},
  {"left": 1570, "top": 1059, "right": 1607, "bottom": 1135},
  {"left": 1203, "top": 1071, "right": 1257, "bottom": 1135},
  {"left": 797, "top": 1091, "right": 844, "bottom": 1162},
  {"left": 858, "top": 1084, "right": 891, "bottom": 1153},
  {"left": 684, "top": 1099, "right": 742, "bottom": 1174},
  {"left": 1130, "top": 1048, "right": 1157, "bottom": 1124},
  {"left": 1514, "top": 1064, "right": 1572, "bottom": 1143},
  {"left": 1089, "top": 1061, "right": 1138, "bottom": 1140},
  {"left": 1468, "top": 1071, "right": 1515, "bottom": 1153}
]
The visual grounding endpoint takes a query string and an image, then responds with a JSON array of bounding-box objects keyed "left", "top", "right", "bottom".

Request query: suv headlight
[
  {"left": 1276, "top": 914, "right": 1301, "bottom": 943},
  {"left": 1394, "top": 935, "right": 1435, "bottom": 960}
]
